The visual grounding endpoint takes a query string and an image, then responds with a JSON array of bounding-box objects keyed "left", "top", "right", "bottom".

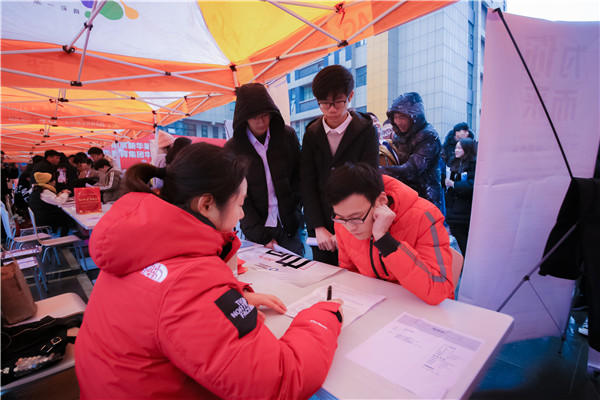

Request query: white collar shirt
[
  {"left": 323, "top": 112, "right": 353, "bottom": 156},
  {"left": 247, "top": 128, "right": 279, "bottom": 227}
]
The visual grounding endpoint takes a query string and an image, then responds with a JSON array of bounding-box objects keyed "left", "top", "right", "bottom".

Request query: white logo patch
[
  {"left": 140, "top": 263, "right": 168, "bottom": 283},
  {"left": 230, "top": 298, "right": 254, "bottom": 319}
]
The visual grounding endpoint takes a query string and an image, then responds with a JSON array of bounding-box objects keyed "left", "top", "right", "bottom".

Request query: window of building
[
  {"left": 295, "top": 60, "right": 324, "bottom": 80},
  {"left": 345, "top": 45, "right": 352, "bottom": 61},
  {"left": 468, "top": 62, "right": 474, "bottom": 91},
  {"left": 229, "top": 102, "right": 236, "bottom": 111},
  {"left": 355, "top": 106, "right": 367, "bottom": 113},
  {"left": 298, "top": 99, "right": 318, "bottom": 113},
  {"left": 300, "top": 86, "right": 314, "bottom": 101},
  {"left": 213, "top": 126, "right": 219, "bottom": 138},
  {"left": 469, "top": 21, "right": 474, "bottom": 50},
  {"left": 355, "top": 39, "right": 367, "bottom": 47},
  {"left": 201, "top": 125, "right": 208, "bottom": 138},
  {"left": 356, "top": 66, "right": 367, "bottom": 87}
]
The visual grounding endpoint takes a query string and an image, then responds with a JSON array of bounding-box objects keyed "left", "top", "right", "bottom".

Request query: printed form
[
  {"left": 346, "top": 312, "right": 483, "bottom": 398},
  {"left": 284, "top": 283, "right": 385, "bottom": 328}
]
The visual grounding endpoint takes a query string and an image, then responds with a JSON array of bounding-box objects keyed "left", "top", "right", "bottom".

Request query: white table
[
  {"left": 242, "top": 266, "right": 514, "bottom": 399},
  {"left": 1, "top": 293, "right": 86, "bottom": 393},
  {"left": 60, "top": 201, "right": 112, "bottom": 231}
]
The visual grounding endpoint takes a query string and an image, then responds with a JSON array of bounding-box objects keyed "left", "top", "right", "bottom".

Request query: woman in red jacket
[{"left": 75, "top": 143, "right": 343, "bottom": 399}]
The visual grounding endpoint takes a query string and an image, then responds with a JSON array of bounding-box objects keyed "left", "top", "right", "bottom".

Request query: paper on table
[
  {"left": 346, "top": 312, "right": 483, "bottom": 398},
  {"left": 239, "top": 246, "right": 340, "bottom": 287},
  {"left": 284, "top": 283, "right": 385, "bottom": 328}
]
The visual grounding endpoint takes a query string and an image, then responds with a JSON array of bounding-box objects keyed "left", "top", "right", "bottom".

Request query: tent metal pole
[
  {"left": 75, "top": 26, "right": 94, "bottom": 85},
  {"left": 107, "top": 91, "right": 188, "bottom": 115},
  {"left": 348, "top": 1, "right": 406, "bottom": 43},
  {"left": 273, "top": 1, "right": 335, "bottom": 11},
  {"left": 0, "top": 69, "right": 72, "bottom": 84},
  {"left": 494, "top": 8, "right": 573, "bottom": 180},
  {"left": 1, "top": 49, "right": 64, "bottom": 55},
  {"left": 64, "top": 0, "right": 107, "bottom": 52},
  {"left": 496, "top": 224, "right": 578, "bottom": 312},
  {"left": 1, "top": 105, "right": 55, "bottom": 119},
  {"left": 265, "top": 0, "right": 343, "bottom": 44},
  {"left": 186, "top": 96, "right": 212, "bottom": 117}
]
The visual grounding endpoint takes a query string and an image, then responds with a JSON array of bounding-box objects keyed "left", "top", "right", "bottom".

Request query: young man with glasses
[
  {"left": 325, "top": 162, "right": 454, "bottom": 305},
  {"left": 301, "top": 65, "right": 379, "bottom": 265}
]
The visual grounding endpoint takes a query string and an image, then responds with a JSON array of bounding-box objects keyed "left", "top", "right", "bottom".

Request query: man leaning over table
[{"left": 325, "top": 162, "right": 454, "bottom": 305}]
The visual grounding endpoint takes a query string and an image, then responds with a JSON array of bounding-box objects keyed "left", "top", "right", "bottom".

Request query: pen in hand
[{"left": 327, "top": 285, "right": 332, "bottom": 301}]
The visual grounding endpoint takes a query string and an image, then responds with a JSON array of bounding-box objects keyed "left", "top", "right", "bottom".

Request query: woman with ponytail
[{"left": 75, "top": 143, "right": 343, "bottom": 400}]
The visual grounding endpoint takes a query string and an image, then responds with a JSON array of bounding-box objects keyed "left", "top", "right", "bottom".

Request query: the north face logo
[
  {"left": 231, "top": 298, "right": 254, "bottom": 319},
  {"left": 140, "top": 263, "right": 168, "bottom": 283}
]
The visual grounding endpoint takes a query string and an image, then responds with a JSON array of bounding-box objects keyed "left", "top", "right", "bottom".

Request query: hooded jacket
[
  {"left": 335, "top": 175, "right": 454, "bottom": 305},
  {"left": 381, "top": 92, "right": 443, "bottom": 211},
  {"left": 301, "top": 111, "right": 379, "bottom": 233},
  {"left": 75, "top": 192, "right": 342, "bottom": 399},
  {"left": 224, "top": 83, "right": 303, "bottom": 244}
]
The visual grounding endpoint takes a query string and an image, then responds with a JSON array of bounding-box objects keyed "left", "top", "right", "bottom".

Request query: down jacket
[
  {"left": 335, "top": 175, "right": 454, "bottom": 305},
  {"left": 381, "top": 92, "right": 443, "bottom": 211},
  {"left": 75, "top": 192, "right": 342, "bottom": 399}
]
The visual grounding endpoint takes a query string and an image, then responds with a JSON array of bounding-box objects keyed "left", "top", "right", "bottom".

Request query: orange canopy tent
[{"left": 1, "top": 0, "right": 455, "bottom": 161}]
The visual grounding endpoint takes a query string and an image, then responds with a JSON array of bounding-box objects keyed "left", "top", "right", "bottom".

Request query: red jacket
[
  {"left": 75, "top": 192, "right": 342, "bottom": 399},
  {"left": 335, "top": 175, "right": 454, "bottom": 305}
]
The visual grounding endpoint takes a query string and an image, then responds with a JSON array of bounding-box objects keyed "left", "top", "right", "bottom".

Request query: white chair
[
  {"left": 27, "top": 208, "right": 89, "bottom": 284},
  {"left": 1, "top": 203, "right": 52, "bottom": 249}
]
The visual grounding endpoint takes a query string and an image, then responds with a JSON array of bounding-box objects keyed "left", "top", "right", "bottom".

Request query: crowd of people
[{"left": 1, "top": 64, "right": 483, "bottom": 399}]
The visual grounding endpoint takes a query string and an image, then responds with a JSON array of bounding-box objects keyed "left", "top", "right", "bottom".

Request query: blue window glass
[{"left": 356, "top": 66, "right": 367, "bottom": 87}]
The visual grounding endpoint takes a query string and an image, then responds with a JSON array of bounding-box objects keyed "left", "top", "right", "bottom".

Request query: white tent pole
[
  {"left": 273, "top": 1, "right": 335, "bottom": 10},
  {"left": 169, "top": 73, "right": 235, "bottom": 91},
  {"left": 1, "top": 105, "right": 55, "bottom": 119},
  {"left": 75, "top": 23, "right": 95, "bottom": 84},
  {"left": 1, "top": 49, "right": 64, "bottom": 55},
  {"left": 0, "top": 69, "right": 72, "bottom": 85},
  {"left": 265, "top": 0, "right": 342, "bottom": 44},
  {"left": 64, "top": 0, "right": 107, "bottom": 52},
  {"left": 107, "top": 91, "right": 188, "bottom": 115},
  {"left": 186, "top": 95, "right": 212, "bottom": 116},
  {"left": 347, "top": 1, "right": 405, "bottom": 43}
]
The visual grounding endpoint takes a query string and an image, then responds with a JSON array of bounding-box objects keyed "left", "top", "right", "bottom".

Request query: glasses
[
  {"left": 332, "top": 203, "right": 373, "bottom": 225},
  {"left": 318, "top": 98, "right": 348, "bottom": 110}
]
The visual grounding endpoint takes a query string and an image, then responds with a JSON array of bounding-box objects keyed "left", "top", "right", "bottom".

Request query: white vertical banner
[
  {"left": 267, "top": 76, "right": 291, "bottom": 126},
  {"left": 458, "top": 12, "right": 599, "bottom": 343}
]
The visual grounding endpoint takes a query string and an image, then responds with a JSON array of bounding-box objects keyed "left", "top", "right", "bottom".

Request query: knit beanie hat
[
  {"left": 34, "top": 172, "right": 53, "bottom": 185},
  {"left": 156, "top": 130, "right": 175, "bottom": 149}
]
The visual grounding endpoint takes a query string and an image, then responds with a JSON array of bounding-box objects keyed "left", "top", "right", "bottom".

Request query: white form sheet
[
  {"left": 238, "top": 246, "right": 340, "bottom": 287},
  {"left": 284, "top": 283, "right": 385, "bottom": 328},
  {"left": 346, "top": 312, "right": 483, "bottom": 398}
]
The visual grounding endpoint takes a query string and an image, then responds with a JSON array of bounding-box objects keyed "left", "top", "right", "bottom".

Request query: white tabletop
[
  {"left": 242, "top": 266, "right": 513, "bottom": 399},
  {"left": 60, "top": 201, "right": 112, "bottom": 230}
]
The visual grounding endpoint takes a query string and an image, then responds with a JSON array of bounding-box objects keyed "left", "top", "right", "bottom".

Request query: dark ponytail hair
[{"left": 123, "top": 143, "right": 247, "bottom": 210}]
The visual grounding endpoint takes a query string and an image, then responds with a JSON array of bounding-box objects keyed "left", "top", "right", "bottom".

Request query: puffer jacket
[
  {"left": 75, "top": 192, "right": 342, "bottom": 399},
  {"left": 381, "top": 92, "right": 443, "bottom": 211},
  {"left": 335, "top": 175, "right": 454, "bottom": 305},
  {"left": 95, "top": 167, "right": 122, "bottom": 202}
]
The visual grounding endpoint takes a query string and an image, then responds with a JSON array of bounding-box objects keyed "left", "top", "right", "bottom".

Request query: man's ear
[
  {"left": 348, "top": 90, "right": 355, "bottom": 102},
  {"left": 377, "top": 191, "right": 388, "bottom": 206}
]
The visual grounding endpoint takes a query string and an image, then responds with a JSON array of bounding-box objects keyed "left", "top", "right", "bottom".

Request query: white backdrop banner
[{"left": 458, "top": 12, "right": 600, "bottom": 343}]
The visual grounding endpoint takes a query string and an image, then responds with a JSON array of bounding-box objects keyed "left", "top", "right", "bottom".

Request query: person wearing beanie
[
  {"left": 380, "top": 92, "right": 444, "bottom": 211},
  {"left": 224, "top": 83, "right": 304, "bottom": 255},
  {"left": 153, "top": 130, "right": 176, "bottom": 189},
  {"left": 29, "top": 172, "right": 73, "bottom": 236}
]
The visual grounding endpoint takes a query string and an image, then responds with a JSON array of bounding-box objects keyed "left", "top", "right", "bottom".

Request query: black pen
[{"left": 327, "top": 285, "right": 332, "bottom": 301}]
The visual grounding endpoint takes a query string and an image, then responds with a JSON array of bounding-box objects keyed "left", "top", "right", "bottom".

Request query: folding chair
[
  {"left": 1, "top": 203, "right": 52, "bottom": 250},
  {"left": 27, "top": 208, "right": 88, "bottom": 278}
]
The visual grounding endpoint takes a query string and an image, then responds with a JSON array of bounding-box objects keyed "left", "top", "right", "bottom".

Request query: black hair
[
  {"left": 123, "top": 143, "right": 248, "bottom": 211},
  {"left": 451, "top": 138, "right": 477, "bottom": 172},
  {"left": 94, "top": 158, "right": 112, "bottom": 170},
  {"left": 32, "top": 155, "right": 45, "bottom": 165},
  {"left": 453, "top": 122, "right": 469, "bottom": 133},
  {"left": 312, "top": 64, "right": 354, "bottom": 100},
  {"left": 165, "top": 137, "right": 193, "bottom": 165},
  {"left": 44, "top": 149, "right": 60, "bottom": 158},
  {"left": 82, "top": 158, "right": 93, "bottom": 166},
  {"left": 325, "top": 162, "right": 384, "bottom": 206},
  {"left": 88, "top": 147, "right": 104, "bottom": 156}
]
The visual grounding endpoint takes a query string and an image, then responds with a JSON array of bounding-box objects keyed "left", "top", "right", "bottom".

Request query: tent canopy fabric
[
  {"left": 1, "top": 0, "right": 454, "bottom": 161},
  {"left": 1, "top": 1, "right": 452, "bottom": 92}
]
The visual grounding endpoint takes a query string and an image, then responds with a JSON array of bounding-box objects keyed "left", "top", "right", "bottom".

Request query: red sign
[{"left": 74, "top": 187, "right": 102, "bottom": 214}]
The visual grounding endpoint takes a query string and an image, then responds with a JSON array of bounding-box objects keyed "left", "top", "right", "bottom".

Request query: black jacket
[
  {"left": 441, "top": 129, "right": 475, "bottom": 166},
  {"left": 444, "top": 159, "right": 476, "bottom": 225},
  {"left": 301, "top": 111, "right": 379, "bottom": 233},
  {"left": 381, "top": 92, "right": 443, "bottom": 210},
  {"left": 30, "top": 159, "right": 57, "bottom": 182},
  {"left": 224, "top": 83, "right": 303, "bottom": 245}
]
